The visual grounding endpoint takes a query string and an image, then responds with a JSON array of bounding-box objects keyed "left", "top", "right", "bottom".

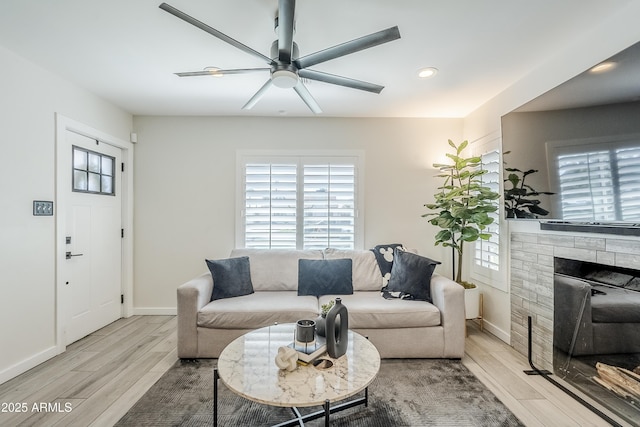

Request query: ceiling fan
[{"left": 159, "top": 1, "right": 401, "bottom": 113}]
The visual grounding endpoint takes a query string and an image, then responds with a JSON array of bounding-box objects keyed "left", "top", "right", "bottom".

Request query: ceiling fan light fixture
[
  {"left": 272, "top": 69, "right": 298, "bottom": 88},
  {"left": 418, "top": 67, "right": 438, "bottom": 78}
]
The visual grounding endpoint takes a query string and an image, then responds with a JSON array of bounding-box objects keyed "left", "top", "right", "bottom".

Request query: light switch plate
[{"left": 33, "top": 200, "right": 54, "bottom": 216}]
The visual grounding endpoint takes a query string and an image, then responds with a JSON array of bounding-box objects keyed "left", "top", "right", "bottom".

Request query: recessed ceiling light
[
  {"left": 589, "top": 61, "right": 617, "bottom": 74},
  {"left": 204, "top": 66, "right": 223, "bottom": 77},
  {"left": 418, "top": 67, "right": 438, "bottom": 78}
]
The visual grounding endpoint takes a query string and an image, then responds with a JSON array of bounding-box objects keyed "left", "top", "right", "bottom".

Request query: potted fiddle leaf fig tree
[{"left": 423, "top": 139, "right": 500, "bottom": 318}]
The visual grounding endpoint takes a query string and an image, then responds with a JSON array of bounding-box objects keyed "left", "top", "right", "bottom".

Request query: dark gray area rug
[{"left": 116, "top": 359, "right": 523, "bottom": 426}]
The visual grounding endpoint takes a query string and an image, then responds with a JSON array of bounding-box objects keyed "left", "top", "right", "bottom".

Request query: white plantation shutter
[
  {"left": 303, "top": 163, "right": 355, "bottom": 249},
  {"left": 240, "top": 154, "right": 360, "bottom": 250},
  {"left": 615, "top": 146, "right": 640, "bottom": 221},
  {"left": 552, "top": 138, "right": 640, "bottom": 221},
  {"left": 556, "top": 151, "right": 615, "bottom": 220},
  {"left": 475, "top": 149, "right": 500, "bottom": 271},
  {"left": 244, "top": 163, "right": 297, "bottom": 249}
]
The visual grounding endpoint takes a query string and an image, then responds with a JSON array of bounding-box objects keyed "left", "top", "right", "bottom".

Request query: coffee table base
[{"left": 214, "top": 368, "right": 369, "bottom": 427}]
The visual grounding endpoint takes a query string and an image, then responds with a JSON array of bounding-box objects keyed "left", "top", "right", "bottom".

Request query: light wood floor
[{"left": 0, "top": 316, "right": 627, "bottom": 426}]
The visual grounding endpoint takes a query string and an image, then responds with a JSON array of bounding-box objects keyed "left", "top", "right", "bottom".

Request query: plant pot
[
  {"left": 315, "top": 314, "right": 327, "bottom": 337},
  {"left": 464, "top": 285, "right": 481, "bottom": 320}
]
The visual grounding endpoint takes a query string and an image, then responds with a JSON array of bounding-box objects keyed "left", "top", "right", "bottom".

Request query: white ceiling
[{"left": 0, "top": 0, "right": 636, "bottom": 117}]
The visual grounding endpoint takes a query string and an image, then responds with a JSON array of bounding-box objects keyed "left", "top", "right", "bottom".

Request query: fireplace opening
[{"left": 554, "top": 257, "right": 640, "bottom": 426}]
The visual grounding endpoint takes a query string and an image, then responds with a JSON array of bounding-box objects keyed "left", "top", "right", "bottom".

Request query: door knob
[{"left": 66, "top": 251, "right": 84, "bottom": 260}]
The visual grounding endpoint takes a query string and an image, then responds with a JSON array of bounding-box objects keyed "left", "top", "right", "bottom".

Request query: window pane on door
[{"left": 72, "top": 146, "right": 116, "bottom": 196}]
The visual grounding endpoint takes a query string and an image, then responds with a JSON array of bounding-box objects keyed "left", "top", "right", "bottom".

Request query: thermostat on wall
[{"left": 33, "top": 200, "right": 54, "bottom": 216}]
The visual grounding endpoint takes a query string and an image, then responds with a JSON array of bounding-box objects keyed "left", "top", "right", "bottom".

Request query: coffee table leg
[
  {"left": 214, "top": 368, "right": 219, "bottom": 427},
  {"left": 323, "top": 399, "right": 330, "bottom": 427},
  {"left": 365, "top": 386, "right": 369, "bottom": 407}
]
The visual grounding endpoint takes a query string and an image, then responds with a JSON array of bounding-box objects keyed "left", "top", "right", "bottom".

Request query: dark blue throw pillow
[
  {"left": 206, "top": 256, "right": 254, "bottom": 301},
  {"left": 298, "top": 259, "right": 353, "bottom": 297},
  {"left": 385, "top": 249, "right": 440, "bottom": 302}
]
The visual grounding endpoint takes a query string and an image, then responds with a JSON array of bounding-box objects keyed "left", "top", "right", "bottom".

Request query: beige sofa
[{"left": 177, "top": 248, "right": 465, "bottom": 359}]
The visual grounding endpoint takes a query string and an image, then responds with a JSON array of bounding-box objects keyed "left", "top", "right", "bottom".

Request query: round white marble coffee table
[{"left": 215, "top": 323, "right": 380, "bottom": 427}]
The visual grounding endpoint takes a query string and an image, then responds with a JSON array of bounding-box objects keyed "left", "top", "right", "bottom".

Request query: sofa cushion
[
  {"left": 591, "top": 285, "right": 640, "bottom": 323},
  {"left": 230, "top": 249, "right": 323, "bottom": 291},
  {"left": 198, "top": 291, "right": 319, "bottom": 329},
  {"left": 318, "top": 293, "right": 441, "bottom": 329},
  {"left": 323, "top": 248, "right": 383, "bottom": 291},
  {"left": 298, "top": 259, "right": 353, "bottom": 296},
  {"left": 385, "top": 249, "right": 440, "bottom": 302},
  {"left": 205, "top": 257, "right": 254, "bottom": 301}
]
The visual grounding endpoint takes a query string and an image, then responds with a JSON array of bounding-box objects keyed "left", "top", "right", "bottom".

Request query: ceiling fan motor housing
[{"left": 270, "top": 41, "right": 299, "bottom": 88}]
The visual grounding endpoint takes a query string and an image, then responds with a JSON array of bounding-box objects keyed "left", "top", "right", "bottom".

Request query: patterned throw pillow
[
  {"left": 383, "top": 248, "right": 440, "bottom": 302},
  {"left": 298, "top": 259, "right": 353, "bottom": 296}
]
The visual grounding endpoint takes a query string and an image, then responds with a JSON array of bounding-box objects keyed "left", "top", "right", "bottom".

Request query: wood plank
[
  {"left": 51, "top": 352, "right": 167, "bottom": 426},
  {"left": 88, "top": 371, "right": 166, "bottom": 426}
]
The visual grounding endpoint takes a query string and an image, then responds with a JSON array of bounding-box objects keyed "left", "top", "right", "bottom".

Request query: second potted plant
[{"left": 423, "top": 139, "right": 500, "bottom": 319}]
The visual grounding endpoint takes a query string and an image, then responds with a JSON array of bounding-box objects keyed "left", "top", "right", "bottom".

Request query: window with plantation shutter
[
  {"left": 474, "top": 149, "right": 500, "bottom": 271},
  {"left": 549, "top": 136, "right": 640, "bottom": 221},
  {"left": 303, "top": 163, "right": 356, "bottom": 250},
  {"left": 238, "top": 152, "right": 362, "bottom": 250},
  {"left": 244, "top": 163, "right": 298, "bottom": 249}
]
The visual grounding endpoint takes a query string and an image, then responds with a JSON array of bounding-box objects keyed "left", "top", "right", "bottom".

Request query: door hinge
[
  {"left": 121, "top": 162, "right": 125, "bottom": 172},
  {"left": 121, "top": 228, "right": 124, "bottom": 238},
  {"left": 121, "top": 294, "right": 124, "bottom": 304}
]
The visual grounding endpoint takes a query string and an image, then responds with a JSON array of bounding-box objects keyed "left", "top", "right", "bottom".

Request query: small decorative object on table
[
  {"left": 326, "top": 297, "right": 349, "bottom": 358},
  {"left": 275, "top": 346, "right": 298, "bottom": 371},
  {"left": 289, "top": 319, "right": 327, "bottom": 364}
]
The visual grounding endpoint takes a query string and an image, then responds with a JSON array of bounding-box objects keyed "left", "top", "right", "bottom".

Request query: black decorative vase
[{"left": 325, "top": 298, "right": 348, "bottom": 358}]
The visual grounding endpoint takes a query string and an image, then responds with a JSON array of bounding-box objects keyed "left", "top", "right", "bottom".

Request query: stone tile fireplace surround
[{"left": 509, "top": 226, "right": 640, "bottom": 371}]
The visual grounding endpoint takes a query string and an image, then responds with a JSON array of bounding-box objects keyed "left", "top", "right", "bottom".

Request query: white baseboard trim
[
  {"left": 0, "top": 346, "right": 59, "bottom": 385},
  {"left": 132, "top": 307, "right": 177, "bottom": 316},
  {"left": 473, "top": 318, "right": 510, "bottom": 344}
]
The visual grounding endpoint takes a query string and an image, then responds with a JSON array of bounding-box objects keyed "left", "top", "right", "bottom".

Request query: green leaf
[
  {"left": 457, "top": 140, "right": 468, "bottom": 154},
  {"left": 460, "top": 227, "right": 479, "bottom": 242},
  {"left": 435, "top": 229, "right": 452, "bottom": 242}
]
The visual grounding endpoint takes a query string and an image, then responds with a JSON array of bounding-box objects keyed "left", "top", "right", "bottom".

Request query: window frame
[{"left": 236, "top": 150, "right": 365, "bottom": 250}]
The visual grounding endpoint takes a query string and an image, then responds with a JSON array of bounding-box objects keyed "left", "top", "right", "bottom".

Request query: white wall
[
  {"left": 463, "top": 1, "right": 640, "bottom": 342},
  {"left": 0, "top": 45, "right": 132, "bottom": 383},
  {"left": 132, "top": 116, "right": 462, "bottom": 312}
]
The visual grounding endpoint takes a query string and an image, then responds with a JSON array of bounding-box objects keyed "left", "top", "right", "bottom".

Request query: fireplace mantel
[{"left": 540, "top": 220, "right": 640, "bottom": 236}]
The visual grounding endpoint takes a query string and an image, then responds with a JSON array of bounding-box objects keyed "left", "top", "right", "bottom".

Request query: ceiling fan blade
[
  {"left": 278, "top": 0, "right": 295, "bottom": 63},
  {"left": 159, "top": 3, "right": 273, "bottom": 65},
  {"left": 175, "top": 68, "right": 270, "bottom": 77},
  {"left": 295, "top": 26, "right": 400, "bottom": 69},
  {"left": 298, "top": 69, "right": 384, "bottom": 94},
  {"left": 242, "top": 79, "right": 273, "bottom": 110},
  {"left": 293, "top": 82, "right": 322, "bottom": 114}
]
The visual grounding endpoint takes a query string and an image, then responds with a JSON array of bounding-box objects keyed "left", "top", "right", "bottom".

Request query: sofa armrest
[
  {"left": 553, "top": 274, "right": 593, "bottom": 355},
  {"left": 430, "top": 274, "right": 465, "bottom": 358},
  {"left": 177, "top": 272, "right": 213, "bottom": 358}
]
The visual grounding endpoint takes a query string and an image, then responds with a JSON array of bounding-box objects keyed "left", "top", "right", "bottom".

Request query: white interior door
[{"left": 64, "top": 131, "right": 122, "bottom": 344}]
